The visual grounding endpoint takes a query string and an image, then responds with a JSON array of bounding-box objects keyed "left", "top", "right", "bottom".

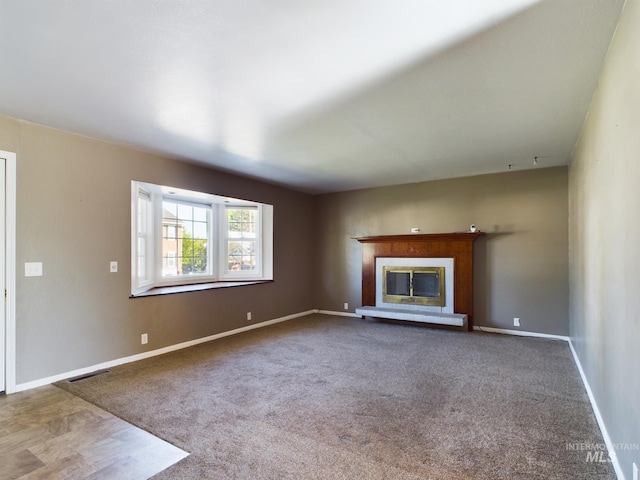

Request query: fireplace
[
  {"left": 383, "top": 266, "right": 445, "bottom": 306},
  {"left": 376, "top": 257, "right": 454, "bottom": 314},
  {"left": 354, "top": 232, "right": 484, "bottom": 331}
]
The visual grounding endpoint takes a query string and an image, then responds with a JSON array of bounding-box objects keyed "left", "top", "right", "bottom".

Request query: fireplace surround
[{"left": 354, "top": 232, "right": 484, "bottom": 331}]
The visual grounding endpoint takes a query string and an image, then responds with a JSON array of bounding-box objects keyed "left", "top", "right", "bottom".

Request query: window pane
[
  {"left": 193, "top": 221, "right": 208, "bottom": 240},
  {"left": 180, "top": 256, "right": 191, "bottom": 273},
  {"left": 243, "top": 240, "right": 256, "bottom": 255},
  {"left": 164, "top": 225, "right": 176, "bottom": 239},
  {"left": 194, "top": 207, "right": 207, "bottom": 222},
  {"left": 137, "top": 192, "right": 151, "bottom": 283},
  {"left": 182, "top": 254, "right": 207, "bottom": 274},
  {"left": 227, "top": 240, "right": 256, "bottom": 271},
  {"left": 163, "top": 252, "right": 179, "bottom": 276},
  {"left": 163, "top": 202, "right": 177, "bottom": 220},
  {"left": 193, "top": 258, "right": 207, "bottom": 273},
  {"left": 226, "top": 207, "right": 258, "bottom": 272},
  {"left": 164, "top": 238, "right": 178, "bottom": 251},
  {"left": 162, "top": 200, "right": 210, "bottom": 277},
  {"left": 138, "top": 255, "right": 146, "bottom": 278},
  {"left": 178, "top": 204, "right": 194, "bottom": 221}
]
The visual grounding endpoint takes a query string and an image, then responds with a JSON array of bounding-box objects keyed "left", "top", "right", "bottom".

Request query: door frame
[{"left": 0, "top": 150, "right": 16, "bottom": 394}]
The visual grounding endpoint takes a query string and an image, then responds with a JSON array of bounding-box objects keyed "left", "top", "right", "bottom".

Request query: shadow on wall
[{"left": 473, "top": 231, "right": 513, "bottom": 328}]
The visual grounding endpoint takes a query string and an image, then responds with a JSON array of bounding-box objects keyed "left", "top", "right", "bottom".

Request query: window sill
[{"left": 130, "top": 280, "right": 272, "bottom": 298}]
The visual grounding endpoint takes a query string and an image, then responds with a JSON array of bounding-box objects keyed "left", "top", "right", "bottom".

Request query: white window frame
[
  {"left": 134, "top": 186, "right": 154, "bottom": 291},
  {"left": 131, "top": 181, "right": 273, "bottom": 295},
  {"left": 219, "top": 205, "right": 262, "bottom": 279},
  {"left": 155, "top": 196, "right": 215, "bottom": 286}
]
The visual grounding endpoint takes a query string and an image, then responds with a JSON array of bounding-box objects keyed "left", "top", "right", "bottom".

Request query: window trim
[
  {"left": 131, "top": 181, "right": 273, "bottom": 296},
  {"left": 219, "top": 204, "right": 263, "bottom": 280},
  {"left": 130, "top": 279, "right": 273, "bottom": 298},
  {"left": 154, "top": 195, "right": 216, "bottom": 286},
  {"left": 132, "top": 184, "right": 154, "bottom": 292}
]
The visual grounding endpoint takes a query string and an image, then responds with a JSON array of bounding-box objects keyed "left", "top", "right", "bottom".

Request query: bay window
[{"left": 131, "top": 181, "right": 273, "bottom": 296}]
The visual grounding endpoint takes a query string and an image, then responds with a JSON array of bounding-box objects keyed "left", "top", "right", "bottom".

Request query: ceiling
[{"left": 0, "top": 0, "right": 625, "bottom": 194}]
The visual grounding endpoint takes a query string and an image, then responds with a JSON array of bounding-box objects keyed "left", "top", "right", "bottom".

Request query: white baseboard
[
  {"left": 317, "top": 309, "right": 361, "bottom": 318},
  {"left": 14, "top": 309, "right": 318, "bottom": 393},
  {"left": 568, "top": 341, "right": 625, "bottom": 480},
  {"left": 473, "top": 325, "right": 569, "bottom": 341}
]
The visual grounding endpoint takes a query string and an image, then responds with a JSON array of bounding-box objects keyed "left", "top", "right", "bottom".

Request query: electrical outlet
[
  {"left": 633, "top": 462, "right": 638, "bottom": 480},
  {"left": 247, "top": 312, "right": 252, "bottom": 321},
  {"left": 514, "top": 317, "right": 520, "bottom": 327},
  {"left": 344, "top": 302, "right": 349, "bottom": 310},
  {"left": 110, "top": 261, "right": 118, "bottom": 273},
  {"left": 141, "top": 333, "right": 148, "bottom": 345},
  {"left": 411, "top": 227, "right": 420, "bottom": 233}
]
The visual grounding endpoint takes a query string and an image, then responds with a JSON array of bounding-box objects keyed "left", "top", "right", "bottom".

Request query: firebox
[{"left": 382, "top": 266, "right": 445, "bottom": 306}]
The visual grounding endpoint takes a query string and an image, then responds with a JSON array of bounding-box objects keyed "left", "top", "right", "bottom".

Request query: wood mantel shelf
[
  {"left": 354, "top": 232, "right": 485, "bottom": 331},
  {"left": 353, "top": 232, "right": 485, "bottom": 243}
]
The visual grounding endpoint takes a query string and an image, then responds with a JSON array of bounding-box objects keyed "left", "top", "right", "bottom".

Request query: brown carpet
[{"left": 56, "top": 314, "right": 615, "bottom": 479}]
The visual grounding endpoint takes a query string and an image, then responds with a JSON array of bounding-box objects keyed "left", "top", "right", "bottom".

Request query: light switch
[
  {"left": 25, "top": 262, "right": 43, "bottom": 277},
  {"left": 110, "top": 261, "right": 118, "bottom": 273}
]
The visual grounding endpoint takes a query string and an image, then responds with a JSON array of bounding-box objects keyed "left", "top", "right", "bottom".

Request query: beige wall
[
  {"left": 2, "top": 115, "right": 571, "bottom": 383},
  {"left": 569, "top": 0, "right": 640, "bottom": 476},
  {"left": 315, "top": 167, "right": 569, "bottom": 335},
  {"left": 1, "top": 116, "right": 316, "bottom": 385}
]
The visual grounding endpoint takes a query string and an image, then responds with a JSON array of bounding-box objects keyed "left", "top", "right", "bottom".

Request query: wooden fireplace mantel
[{"left": 354, "top": 232, "right": 485, "bottom": 331}]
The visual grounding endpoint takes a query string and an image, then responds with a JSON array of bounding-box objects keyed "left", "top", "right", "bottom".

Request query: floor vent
[{"left": 67, "top": 369, "right": 111, "bottom": 383}]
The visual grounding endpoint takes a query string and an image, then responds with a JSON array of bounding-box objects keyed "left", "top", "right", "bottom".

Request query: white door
[{"left": 0, "top": 158, "right": 5, "bottom": 392}]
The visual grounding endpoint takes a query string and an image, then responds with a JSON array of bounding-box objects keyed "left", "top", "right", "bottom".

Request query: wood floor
[{"left": 0, "top": 385, "right": 188, "bottom": 480}]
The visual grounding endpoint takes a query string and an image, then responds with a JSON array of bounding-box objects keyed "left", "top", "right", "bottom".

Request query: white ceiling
[{"left": 0, "top": 0, "right": 625, "bottom": 194}]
